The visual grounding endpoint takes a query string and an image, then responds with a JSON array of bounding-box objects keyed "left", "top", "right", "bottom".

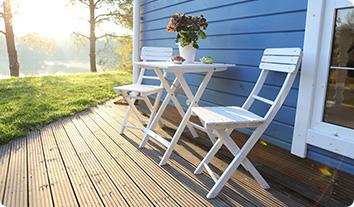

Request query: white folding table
[{"left": 135, "top": 61, "right": 235, "bottom": 166}]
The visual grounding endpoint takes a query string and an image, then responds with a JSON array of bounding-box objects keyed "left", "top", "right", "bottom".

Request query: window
[
  {"left": 323, "top": 7, "right": 354, "bottom": 129},
  {"left": 292, "top": 1, "right": 354, "bottom": 159}
]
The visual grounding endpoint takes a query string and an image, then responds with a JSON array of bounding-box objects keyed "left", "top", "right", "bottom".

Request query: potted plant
[{"left": 167, "top": 13, "right": 208, "bottom": 63}]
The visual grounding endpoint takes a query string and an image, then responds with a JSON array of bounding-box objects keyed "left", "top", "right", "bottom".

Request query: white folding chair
[
  {"left": 114, "top": 47, "right": 173, "bottom": 134},
  {"left": 191, "top": 48, "right": 302, "bottom": 198}
]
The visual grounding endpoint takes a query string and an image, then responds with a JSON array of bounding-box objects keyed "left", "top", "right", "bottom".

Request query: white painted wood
[
  {"left": 139, "top": 77, "right": 181, "bottom": 149},
  {"left": 307, "top": 129, "right": 354, "bottom": 159},
  {"left": 189, "top": 122, "right": 207, "bottom": 132},
  {"left": 192, "top": 106, "right": 265, "bottom": 129},
  {"left": 264, "top": 48, "right": 302, "bottom": 56},
  {"left": 310, "top": 0, "right": 354, "bottom": 159},
  {"left": 259, "top": 62, "right": 297, "bottom": 73},
  {"left": 194, "top": 139, "right": 224, "bottom": 175},
  {"left": 120, "top": 91, "right": 146, "bottom": 134},
  {"left": 141, "top": 70, "right": 200, "bottom": 145},
  {"left": 260, "top": 48, "right": 302, "bottom": 72},
  {"left": 114, "top": 84, "right": 163, "bottom": 94},
  {"left": 194, "top": 130, "right": 269, "bottom": 190},
  {"left": 159, "top": 70, "right": 214, "bottom": 166},
  {"left": 155, "top": 70, "right": 198, "bottom": 138},
  {"left": 242, "top": 70, "right": 269, "bottom": 110},
  {"left": 330, "top": 66, "right": 354, "bottom": 70},
  {"left": 143, "top": 129, "right": 171, "bottom": 148},
  {"left": 133, "top": 0, "right": 141, "bottom": 83},
  {"left": 119, "top": 105, "right": 131, "bottom": 134},
  {"left": 207, "top": 126, "right": 269, "bottom": 199},
  {"left": 191, "top": 48, "right": 302, "bottom": 198},
  {"left": 292, "top": 0, "right": 354, "bottom": 159},
  {"left": 252, "top": 95, "right": 274, "bottom": 105},
  {"left": 215, "top": 130, "right": 269, "bottom": 189},
  {"left": 135, "top": 61, "right": 234, "bottom": 166},
  {"left": 292, "top": 0, "right": 325, "bottom": 158},
  {"left": 204, "top": 163, "right": 219, "bottom": 183},
  {"left": 115, "top": 47, "right": 172, "bottom": 135},
  {"left": 261, "top": 56, "right": 299, "bottom": 64},
  {"left": 134, "top": 61, "right": 233, "bottom": 73},
  {"left": 142, "top": 76, "right": 160, "bottom": 80},
  {"left": 175, "top": 72, "right": 194, "bottom": 106}
]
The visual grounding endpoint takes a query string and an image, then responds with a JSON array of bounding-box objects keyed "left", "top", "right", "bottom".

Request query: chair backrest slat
[
  {"left": 243, "top": 48, "right": 302, "bottom": 119},
  {"left": 137, "top": 47, "right": 173, "bottom": 85},
  {"left": 261, "top": 56, "right": 299, "bottom": 64},
  {"left": 260, "top": 48, "right": 302, "bottom": 73},
  {"left": 259, "top": 63, "right": 297, "bottom": 73},
  {"left": 141, "top": 47, "right": 173, "bottom": 62},
  {"left": 263, "top": 48, "right": 301, "bottom": 56}
]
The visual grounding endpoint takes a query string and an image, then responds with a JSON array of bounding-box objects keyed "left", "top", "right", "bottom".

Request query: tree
[
  {"left": 72, "top": 0, "right": 133, "bottom": 72},
  {"left": 0, "top": 0, "right": 20, "bottom": 77}
]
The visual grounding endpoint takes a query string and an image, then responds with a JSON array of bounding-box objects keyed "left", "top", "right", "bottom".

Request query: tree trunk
[
  {"left": 89, "top": 0, "right": 97, "bottom": 72},
  {"left": 3, "top": 0, "right": 19, "bottom": 77}
]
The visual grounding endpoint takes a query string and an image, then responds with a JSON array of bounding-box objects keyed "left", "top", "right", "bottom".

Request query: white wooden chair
[
  {"left": 191, "top": 48, "right": 302, "bottom": 198},
  {"left": 113, "top": 47, "right": 173, "bottom": 134}
]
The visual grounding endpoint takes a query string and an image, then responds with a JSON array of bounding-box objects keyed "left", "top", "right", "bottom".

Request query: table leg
[
  {"left": 150, "top": 70, "right": 197, "bottom": 136},
  {"left": 159, "top": 70, "right": 214, "bottom": 166},
  {"left": 139, "top": 77, "right": 179, "bottom": 148},
  {"left": 175, "top": 72, "right": 195, "bottom": 106}
]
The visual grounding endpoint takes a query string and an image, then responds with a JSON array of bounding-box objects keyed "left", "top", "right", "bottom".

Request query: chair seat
[
  {"left": 192, "top": 106, "right": 265, "bottom": 129},
  {"left": 113, "top": 84, "right": 163, "bottom": 95}
]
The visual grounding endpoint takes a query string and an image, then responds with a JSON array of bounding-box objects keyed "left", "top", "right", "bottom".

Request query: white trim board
[
  {"left": 292, "top": 0, "right": 354, "bottom": 159},
  {"left": 133, "top": 0, "right": 141, "bottom": 83}
]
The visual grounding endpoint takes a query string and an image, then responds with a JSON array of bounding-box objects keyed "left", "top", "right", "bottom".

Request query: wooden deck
[{"left": 0, "top": 101, "right": 312, "bottom": 207}]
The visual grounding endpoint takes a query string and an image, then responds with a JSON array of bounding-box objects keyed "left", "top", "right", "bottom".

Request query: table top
[{"left": 135, "top": 61, "right": 235, "bottom": 73}]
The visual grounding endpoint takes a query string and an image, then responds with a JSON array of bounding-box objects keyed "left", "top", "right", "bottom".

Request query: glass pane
[
  {"left": 330, "top": 8, "right": 354, "bottom": 67},
  {"left": 323, "top": 7, "right": 354, "bottom": 129}
]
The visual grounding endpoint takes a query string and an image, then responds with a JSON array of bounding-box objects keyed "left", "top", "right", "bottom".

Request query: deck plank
[
  {"left": 85, "top": 110, "right": 218, "bottom": 207},
  {"left": 40, "top": 125, "right": 78, "bottom": 206},
  {"left": 77, "top": 112, "right": 180, "bottom": 207},
  {"left": 51, "top": 121, "right": 104, "bottom": 206},
  {"left": 27, "top": 131, "right": 53, "bottom": 207},
  {"left": 0, "top": 143, "right": 11, "bottom": 203},
  {"left": 93, "top": 104, "right": 253, "bottom": 207},
  {"left": 70, "top": 116, "right": 154, "bottom": 207},
  {"left": 62, "top": 117, "right": 130, "bottom": 206},
  {"left": 104, "top": 102, "right": 305, "bottom": 207},
  {"left": 3, "top": 137, "right": 27, "bottom": 207},
  {"left": 96, "top": 104, "right": 251, "bottom": 207},
  {"left": 0, "top": 101, "right": 311, "bottom": 207}
]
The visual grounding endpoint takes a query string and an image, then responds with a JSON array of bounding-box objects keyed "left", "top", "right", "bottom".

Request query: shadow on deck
[{"left": 0, "top": 101, "right": 314, "bottom": 206}]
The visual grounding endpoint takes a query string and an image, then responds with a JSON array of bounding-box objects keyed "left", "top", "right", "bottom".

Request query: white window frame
[{"left": 292, "top": 0, "right": 354, "bottom": 159}]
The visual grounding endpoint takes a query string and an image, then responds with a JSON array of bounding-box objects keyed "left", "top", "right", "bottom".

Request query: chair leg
[
  {"left": 207, "top": 127, "right": 265, "bottom": 199},
  {"left": 119, "top": 105, "right": 131, "bottom": 134},
  {"left": 215, "top": 130, "right": 270, "bottom": 189},
  {"left": 206, "top": 128, "right": 217, "bottom": 144},
  {"left": 139, "top": 93, "right": 162, "bottom": 148},
  {"left": 154, "top": 92, "right": 165, "bottom": 128},
  {"left": 123, "top": 93, "right": 145, "bottom": 128},
  {"left": 194, "top": 138, "right": 223, "bottom": 174},
  {"left": 143, "top": 94, "right": 163, "bottom": 128},
  {"left": 140, "top": 76, "right": 179, "bottom": 149}
]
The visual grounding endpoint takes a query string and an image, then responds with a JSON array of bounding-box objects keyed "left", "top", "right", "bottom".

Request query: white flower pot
[{"left": 179, "top": 43, "right": 196, "bottom": 63}]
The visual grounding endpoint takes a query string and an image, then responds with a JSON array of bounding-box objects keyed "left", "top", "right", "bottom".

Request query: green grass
[{"left": 0, "top": 71, "right": 132, "bottom": 143}]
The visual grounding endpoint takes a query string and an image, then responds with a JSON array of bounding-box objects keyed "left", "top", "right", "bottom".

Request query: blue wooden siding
[{"left": 141, "top": 0, "right": 354, "bottom": 174}]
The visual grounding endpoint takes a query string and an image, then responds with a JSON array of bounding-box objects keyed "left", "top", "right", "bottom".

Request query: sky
[{"left": 2, "top": 0, "right": 129, "bottom": 39}]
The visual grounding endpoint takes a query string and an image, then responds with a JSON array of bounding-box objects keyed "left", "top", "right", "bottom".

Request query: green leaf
[{"left": 198, "top": 31, "right": 207, "bottom": 39}]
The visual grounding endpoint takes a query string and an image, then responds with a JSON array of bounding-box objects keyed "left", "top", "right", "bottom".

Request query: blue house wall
[{"left": 140, "top": 0, "right": 354, "bottom": 174}]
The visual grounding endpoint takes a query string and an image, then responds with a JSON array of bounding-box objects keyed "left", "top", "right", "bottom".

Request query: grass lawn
[{"left": 0, "top": 71, "right": 132, "bottom": 143}]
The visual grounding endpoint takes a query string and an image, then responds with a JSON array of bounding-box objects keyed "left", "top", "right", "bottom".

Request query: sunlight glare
[{"left": 14, "top": 0, "right": 87, "bottom": 39}]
